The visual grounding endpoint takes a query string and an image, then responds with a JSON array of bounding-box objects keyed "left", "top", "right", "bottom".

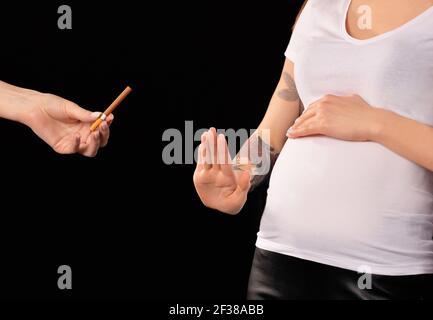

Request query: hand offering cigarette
[{"left": 90, "top": 86, "right": 132, "bottom": 132}]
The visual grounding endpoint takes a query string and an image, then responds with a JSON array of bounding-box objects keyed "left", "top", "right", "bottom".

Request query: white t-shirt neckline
[{"left": 341, "top": 0, "right": 433, "bottom": 45}]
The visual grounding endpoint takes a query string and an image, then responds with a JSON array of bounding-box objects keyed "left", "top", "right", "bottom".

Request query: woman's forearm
[
  {"left": 371, "top": 109, "right": 433, "bottom": 172},
  {"left": 286, "top": 94, "right": 433, "bottom": 173},
  {"left": 0, "top": 81, "right": 39, "bottom": 124},
  {"left": 239, "top": 59, "right": 302, "bottom": 191}
]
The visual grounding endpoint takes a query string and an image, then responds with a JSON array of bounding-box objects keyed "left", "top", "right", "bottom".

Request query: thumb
[
  {"left": 237, "top": 170, "right": 251, "bottom": 193},
  {"left": 66, "top": 102, "right": 101, "bottom": 122}
]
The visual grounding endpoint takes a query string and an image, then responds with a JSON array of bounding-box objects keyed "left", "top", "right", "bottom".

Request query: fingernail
[{"left": 91, "top": 112, "right": 101, "bottom": 119}]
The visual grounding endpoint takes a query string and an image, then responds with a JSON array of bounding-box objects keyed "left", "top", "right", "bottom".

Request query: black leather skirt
[{"left": 247, "top": 247, "right": 433, "bottom": 300}]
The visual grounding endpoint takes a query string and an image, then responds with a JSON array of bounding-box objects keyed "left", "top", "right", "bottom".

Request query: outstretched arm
[
  {"left": 0, "top": 80, "right": 113, "bottom": 157},
  {"left": 193, "top": 58, "right": 303, "bottom": 214}
]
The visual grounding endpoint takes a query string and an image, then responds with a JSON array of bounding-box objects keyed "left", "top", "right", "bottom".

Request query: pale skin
[
  {"left": 194, "top": 0, "right": 433, "bottom": 214},
  {"left": 194, "top": 59, "right": 300, "bottom": 214},
  {"left": 0, "top": 80, "right": 113, "bottom": 157}
]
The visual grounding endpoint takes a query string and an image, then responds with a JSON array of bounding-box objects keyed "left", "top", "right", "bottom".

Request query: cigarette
[{"left": 90, "top": 86, "right": 132, "bottom": 131}]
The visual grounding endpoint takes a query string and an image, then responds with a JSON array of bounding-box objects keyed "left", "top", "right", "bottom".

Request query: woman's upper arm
[{"left": 257, "top": 58, "right": 302, "bottom": 152}]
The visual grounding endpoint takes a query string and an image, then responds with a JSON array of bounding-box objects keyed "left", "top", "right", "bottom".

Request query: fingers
[
  {"left": 53, "top": 133, "right": 81, "bottom": 154},
  {"left": 79, "top": 131, "right": 101, "bottom": 157},
  {"left": 95, "top": 114, "right": 114, "bottom": 148},
  {"left": 196, "top": 133, "right": 208, "bottom": 170},
  {"left": 287, "top": 95, "right": 333, "bottom": 137},
  {"left": 196, "top": 143, "right": 205, "bottom": 171},
  {"left": 197, "top": 129, "right": 232, "bottom": 172},
  {"left": 288, "top": 110, "right": 316, "bottom": 136},
  {"left": 71, "top": 133, "right": 81, "bottom": 153},
  {"left": 217, "top": 134, "right": 233, "bottom": 175},
  {"left": 287, "top": 118, "right": 320, "bottom": 138},
  {"left": 106, "top": 113, "right": 114, "bottom": 125},
  {"left": 86, "top": 131, "right": 101, "bottom": 157},
  {"left": 286, "top": 104, "right": 317, "bottom": 138},
  {"left": 65, "top": 102, "right": 101, "bottom": 123},
  {"left": 99, "top": 121, "right": 110, "bottom": 147},
  {"left": 208, "top": 128, "right": 219, "bottom": 170},
  {"left": 204, "top": 132, "right": 212, "bottom": 169}
]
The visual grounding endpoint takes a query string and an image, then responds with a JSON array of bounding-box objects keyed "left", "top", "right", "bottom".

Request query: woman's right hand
[{"left": 193, "top": 128, "right": 251, "bottom": 215}]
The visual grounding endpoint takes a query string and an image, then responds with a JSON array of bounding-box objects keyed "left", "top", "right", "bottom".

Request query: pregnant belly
[{"left": 260, "top": 136, "right": 433, "bottom": 256}]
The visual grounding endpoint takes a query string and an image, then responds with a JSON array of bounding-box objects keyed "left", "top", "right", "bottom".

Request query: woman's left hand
[{"left": 287, "top": 94, "right": 383, "bottom": 141}]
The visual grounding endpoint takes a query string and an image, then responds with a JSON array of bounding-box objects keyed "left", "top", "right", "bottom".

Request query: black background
[{"left": 0, "top": 0, "right": 303, "bottom": 300}]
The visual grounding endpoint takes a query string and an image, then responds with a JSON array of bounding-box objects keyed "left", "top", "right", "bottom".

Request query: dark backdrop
[{"left": 0, "top": 0, "right": 303, "bottom": 299}]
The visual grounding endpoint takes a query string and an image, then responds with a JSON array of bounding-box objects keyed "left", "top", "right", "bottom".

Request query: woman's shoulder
[
  {"left": 305, "top": 0, "right": 345, "bottom": 14},
  {"left": 302, "top": 0, "right": 344, "bottom": 24}
]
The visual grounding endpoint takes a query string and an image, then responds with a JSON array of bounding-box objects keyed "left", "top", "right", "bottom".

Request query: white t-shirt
[{"left": 256, "top": 0, "right": 433, "bottom": 275}]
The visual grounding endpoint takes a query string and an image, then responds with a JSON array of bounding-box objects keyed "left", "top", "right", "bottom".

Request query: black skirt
[{"left": 247, "top": 247, "right": 433, "bottom": 300}]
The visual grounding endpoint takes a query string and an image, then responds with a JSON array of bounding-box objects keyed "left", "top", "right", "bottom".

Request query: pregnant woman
[{"left": 193, "top": 0, "right": 433, "bottom": 299}]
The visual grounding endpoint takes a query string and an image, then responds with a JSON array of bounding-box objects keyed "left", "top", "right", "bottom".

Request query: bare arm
[
  {"left": 288, "top": 93, "right": 433, "bottom": 172},
  {"left": 258, "top": 58, "right": 304, "bottom": 151},
  {"left": 372, "top": 110, "right": 433, "bottom": 172},
  {"left": 0, "top": 80, "right": 112, "bottom": 157},
  {"left": 0, "top": 81, "right": 38, "bottom": 122},
  {"left": 193, "top": 58, "right": 303, "bottom": 214},
  {"left": 239, "top": 58, "right": 303, "bottom": 191}
]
